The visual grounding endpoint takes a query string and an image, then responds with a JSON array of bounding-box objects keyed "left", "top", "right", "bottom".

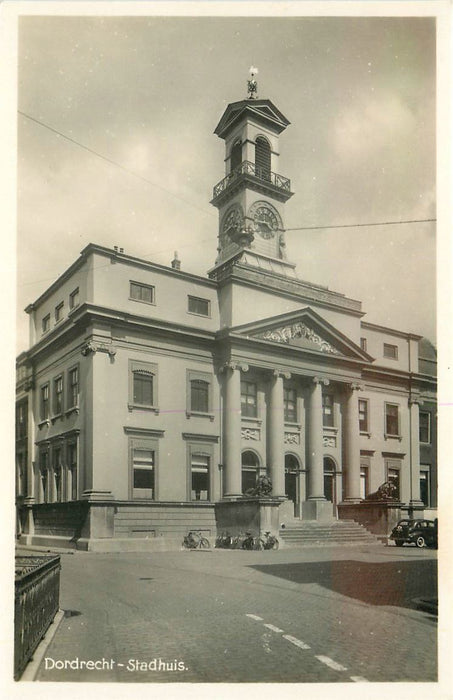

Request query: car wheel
[
  {"left": 395, "top": 540, "right": 404, "bottom": 547},
  {"left": 415, "top": 536, "right": 426, "bottom": 548}
]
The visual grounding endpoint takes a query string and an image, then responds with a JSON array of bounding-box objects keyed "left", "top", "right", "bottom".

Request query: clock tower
[{"left": 209, "top": 69, "right": 295, "bottom": 280}]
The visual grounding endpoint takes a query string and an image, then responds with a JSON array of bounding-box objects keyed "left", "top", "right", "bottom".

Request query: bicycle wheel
[{"left": 199, "top": 537, "right": 210, "bottom": 549}]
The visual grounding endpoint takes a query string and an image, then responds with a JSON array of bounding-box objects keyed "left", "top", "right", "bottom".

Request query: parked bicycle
[
  {"left": 242, "top": 531, "right": 260, "bottom": 550},
  {"left": 215, "top": 532, "right": 233, "bottom": 549},
  {"left": 182, "top": 531, "right": 210, "bottom": 549},
  {"left": 258, "top": 531, "right": 279, "bottom": 550}
]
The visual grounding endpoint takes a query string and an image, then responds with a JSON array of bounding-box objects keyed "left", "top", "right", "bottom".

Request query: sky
[{"left": 16, "top": 12, "right": 437, "bottom": 353}]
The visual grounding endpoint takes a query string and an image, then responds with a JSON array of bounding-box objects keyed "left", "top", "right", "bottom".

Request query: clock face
[
  {"left": 221, "top": 206, "right": 243, "bottom": 243},
  {"left": 249, "top": 203, "right": 280, "bottom": 239}
]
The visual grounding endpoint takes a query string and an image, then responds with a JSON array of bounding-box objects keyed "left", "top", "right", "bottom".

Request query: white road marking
[
  {"left": 350, "top": 676, "right": 370, "bottom": 682},
  {"left": 263, "top": 623, "right": 284, "bottom": 633},
  {"left": 282, "top": 634, "right": 310, "bottom": 650},
  {"left": 315, "top": 655, "right": 348, "bottom": 672},
  {"left": 246, "top": 614, "right": 263, "bottom": 621}
]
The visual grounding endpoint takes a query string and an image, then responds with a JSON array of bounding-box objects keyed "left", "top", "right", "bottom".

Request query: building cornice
[
  {"left": 361, "top": 320, "right": 423, "bottom": 341},
  {"left": 25, "top": 243, "right": 218, "bottom": 311}
]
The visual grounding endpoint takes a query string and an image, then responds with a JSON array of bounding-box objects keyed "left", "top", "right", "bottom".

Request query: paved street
[{"left": 29, "top": 543, "right": 437, "bottom": 684}]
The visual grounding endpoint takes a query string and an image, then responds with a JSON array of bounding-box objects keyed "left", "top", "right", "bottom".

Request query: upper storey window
[
  {"left": 230, "top": 140, "right": 242, "bottom": 174},
  {"left": 255, "top": 136, "right": 271, "bottom": 180},
  {"left": 383, "top": 343, "right": 398, "bottom": 360},
  {"left": 130, "top": 281, "right": 155, "bottom": 305}
]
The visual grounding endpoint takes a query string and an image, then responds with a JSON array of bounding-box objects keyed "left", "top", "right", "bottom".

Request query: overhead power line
[
  {"left": 18, "top": 110, "right": 216, "bottom": 219},
  {"left": 285, "top": 219, "right": 436, "bottom": 232}
]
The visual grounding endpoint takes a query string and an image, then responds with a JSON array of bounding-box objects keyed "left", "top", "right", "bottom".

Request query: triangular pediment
[
  {"left": 214, "top": 99, "right": 290, "bottom": 138},
  {"left": 227, "top": 308, "right": 373, "bottom": 362}
]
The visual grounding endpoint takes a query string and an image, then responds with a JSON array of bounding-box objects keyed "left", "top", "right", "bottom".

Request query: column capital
[
  {"left": 220, "top": 361, "right": 249, "bottom": 374},
  {"left": 312, "top": 376, "right": 330, "bottom": 387},
  {"left": 347, "top": 382, "right": 364, "bottom": 393},
  {"left": 272, "top": 369, "right": 291, "bottom": 380},
  {"left": 408, "top": 395, "right": 424, "bottom": 407}
]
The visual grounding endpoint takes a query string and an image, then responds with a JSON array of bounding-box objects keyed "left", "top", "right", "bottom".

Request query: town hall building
[{"left": 16, "top": 81, "right": 437, "bottom": 550}]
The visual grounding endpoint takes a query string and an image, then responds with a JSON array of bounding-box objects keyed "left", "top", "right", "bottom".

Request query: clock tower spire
[{"left": 209, "top": 69, "right": 295, "bottom": 280}]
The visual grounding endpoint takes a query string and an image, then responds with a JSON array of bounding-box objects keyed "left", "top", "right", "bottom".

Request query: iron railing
[
  {"left": 14, "top": 555, "right": 61, "bottom": 680},
  {"left": 213, "top": 161, "right": 291, "bottom": 199}
]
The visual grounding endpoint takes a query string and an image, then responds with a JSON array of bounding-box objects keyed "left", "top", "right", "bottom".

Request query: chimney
[
  {"left": 171, "top": 251, "right": 181, "bottom": 270},
  {"left": 113, "top": 246, "right": 118, "bottom": 252},
  {"left": 119, "top": 248, "right": 124, "bottom": 253}
]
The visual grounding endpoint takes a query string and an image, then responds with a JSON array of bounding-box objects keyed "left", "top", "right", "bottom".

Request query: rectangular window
[
  {"left": 419, "top": 411, "right": 431, "bottom": 443},
  {"left": 68, "top": 442, "right": 78, "bottom": 501},
  {"left": 69, "top": 288, "right": 80, "bottom": 309},
  {"left": 190, "top": 379, "right": 209, "bottom": 413},
  {"left": 40, "top": 384, "right": 49, "bottom": 420},
  {"left": 420, "top": 467, "right": 431, "bottom": 507},
  {"left": 55, "top": 302, "right": 64, "bottom": 323},
  {"left": 53, "top": 448, "right": 62, "bottom": 502},
  {"left": 284, "top": 387, "right": 297, "bottom": 422},
  {"left": 16, "top": 401, "right": 27, "bottom": 440},
  {"left": 39, "top": 450, "right": 49, "bottom": 503},
  {"left": 133, "top": 371, "right": 153, "bottom": 406},
  {"left": 241, "top": 381, "right": 257, "bottom": 418},
  {"left": 191, "top": 454, "right": 209, "bottom": 501},
  {"left": 383, "top": 343, "right": 398, "bottom": 359},
  {"left": 188, "top": 296, "right": 210, "bottom": 317},
  {"left": 359, "top": 399, "right": 369, "bottom": 432},
  {"left": 132, "top": 448, "right": 155, "bottom": 497},
  {"left": 42, "top": 314, "right": 50, "bottom": 333},
  {"left": 322, "top": 394, "right": 334, "bottom": 427},
  {"left": 360, "top": 337, "right": 367, "bottom": 352},
  {"left": 129, "top": 361, "right": 158, "bottom": 410},
  {"left": 54, "top": 376, "right": 63, "bottom": 415},
  {"left": 68, "top": 367, "right": 79, "bottom": 409},
  {"left": 385, "top": 403, "right": 399, "bottom": 436},
  {"left": 130, "top": 281, "right": 155, "bottom": 304}
]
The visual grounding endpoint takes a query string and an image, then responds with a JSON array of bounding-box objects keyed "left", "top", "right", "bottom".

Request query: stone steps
[{"left": 279, "top": 520, "right": 381, "bottom": 547}]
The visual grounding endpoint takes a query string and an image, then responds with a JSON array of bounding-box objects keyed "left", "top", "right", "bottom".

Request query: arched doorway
[
  {"left": 285, "top": 454, "right": 300, "bottom": 516},
  {"left": 323, "top": 457, "right": 336, "bottom": 504},
  {"left": 241, "top": 450, "right": 260, "bottom": 494}
]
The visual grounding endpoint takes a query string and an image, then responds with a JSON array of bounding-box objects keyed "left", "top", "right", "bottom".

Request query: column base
[
  {"left": 222, "top": 493, "right": 243, "bottom": 501},
  {"left": 301, "top": 499, "right": 336, "bottom": 522}
]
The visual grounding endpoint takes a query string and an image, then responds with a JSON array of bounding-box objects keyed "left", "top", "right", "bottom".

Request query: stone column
[
  {"left": 222, "top": 362, "right": 247, "bottom": 499},
  {"left": 307, "top": 377, "right": 329, "bottom": 500},
  {"left": 409, "top": 396, "right": 424, "bottom": 508},
  {"left": 268, "top": 370, "right": 290, "bottom": 498},
  {"left": 343, "top": 383, "right": 363, "bottom": 503}
]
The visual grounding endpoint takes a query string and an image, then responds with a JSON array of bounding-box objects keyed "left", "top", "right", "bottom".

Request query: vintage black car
[{"left": 390, "top": 519, "right": 438, "bottom": 548}]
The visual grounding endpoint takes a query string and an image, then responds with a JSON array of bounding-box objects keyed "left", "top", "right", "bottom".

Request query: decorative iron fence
[
  {"left": 14, "top": 555, "right": 61, "bottom": 680},
  {"left": 213, "top": 160, "right": 291, "bottom": 199}
]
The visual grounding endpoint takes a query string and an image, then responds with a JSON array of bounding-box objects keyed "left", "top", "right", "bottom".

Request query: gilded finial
[{"left": 247, "top": 66, "right": 258, "bottom": 99}]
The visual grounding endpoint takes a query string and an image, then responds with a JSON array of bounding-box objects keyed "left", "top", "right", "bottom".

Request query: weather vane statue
[{"left": 247, "top": 66, "right": 258, "bottom": 99}]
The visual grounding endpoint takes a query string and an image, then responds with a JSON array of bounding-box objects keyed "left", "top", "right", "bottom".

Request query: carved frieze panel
[
  {"left": 241, "top": 428, "right": 260, "bottom": 441},
  {"left": 254, "top": 322, "right": 340, "bottom": 354},
  {"left": 323, "top": 436, "right": 336, "bottom": 448},
  {"left": 284, "top": 432, "right": 300, "bottom": 445}
]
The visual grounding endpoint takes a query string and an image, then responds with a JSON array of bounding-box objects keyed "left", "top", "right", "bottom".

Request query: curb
[
  {"left": 412, "top": 597, "right": 438, "bottom": 615},
  {"left": 20, "top": 609, "right": 66, "bottom": 681}
]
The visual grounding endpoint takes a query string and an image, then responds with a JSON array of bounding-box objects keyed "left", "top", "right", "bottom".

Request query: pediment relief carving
[{"left": 254, "top": 321, "right": 340, "bottom": 355}]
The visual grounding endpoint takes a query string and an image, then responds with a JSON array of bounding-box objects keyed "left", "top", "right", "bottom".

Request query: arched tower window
[
  {"left": 230, "top": 140, "right": 242, "bottom": 174},
  {"left": 255, "top": 136, "right": 271, "bottom": 180}
]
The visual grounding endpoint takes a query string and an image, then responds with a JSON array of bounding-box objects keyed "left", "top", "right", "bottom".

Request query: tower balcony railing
[{"left": 213, "top": 161, "right": 291, "bottom": 199}]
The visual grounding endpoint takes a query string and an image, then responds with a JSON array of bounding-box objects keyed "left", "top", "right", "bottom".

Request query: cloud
[{"left": 331, "top": 92, "right": 417, "bottom": 162}]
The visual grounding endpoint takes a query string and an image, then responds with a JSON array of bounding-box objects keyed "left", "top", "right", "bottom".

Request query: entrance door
[
  {"left": 285, "top": 454, "right": 299, "bottom": 516},
  {"left": 323, "top": 457, "right": 336, "bottom": 511}
]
